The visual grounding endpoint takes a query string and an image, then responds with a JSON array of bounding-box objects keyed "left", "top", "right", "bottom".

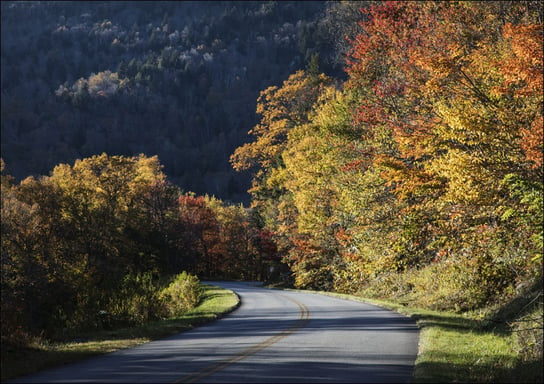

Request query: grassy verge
[
  {"left": 1, "top": 284, "right": 240, "bottom": 382},
  {"left": 284, "top": 289, "right": 542, "bottom": 383}
]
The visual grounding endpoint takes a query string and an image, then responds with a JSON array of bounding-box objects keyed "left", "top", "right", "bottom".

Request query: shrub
[
  {"left": 105, "top": 272, "right": 166, "bottom": 327},
  {"left": 159, "top": 272, "right": 202, "bottom": 317}
]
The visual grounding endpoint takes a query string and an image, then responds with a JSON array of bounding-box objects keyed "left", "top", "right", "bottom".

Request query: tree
[
  {"left": 230, "top": 69, "right": 338, "bottom": 285},
  {"left": 177, "top": 194, "right": 222, "bottom": 277},
  {"left": 343, "top": 0, "right": 543, "bottom": 306},
  {"left": 231, "top": 69, "right": 334, "bottom": 239}
]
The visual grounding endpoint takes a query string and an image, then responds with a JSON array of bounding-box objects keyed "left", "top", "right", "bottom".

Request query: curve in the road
[
  {"left": 178, "top": 296, "right": 310, "bottom": 384},
  {"left": 9, "top": 282, "right": 419, "bottom": 384}
]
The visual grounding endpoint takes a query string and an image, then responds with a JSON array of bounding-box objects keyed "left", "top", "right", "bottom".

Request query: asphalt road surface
[{"left": 11, "top": 282, "right": 419, "bottom": 383}]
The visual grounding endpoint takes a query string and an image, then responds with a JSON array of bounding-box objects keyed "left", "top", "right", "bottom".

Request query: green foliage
[
  {"left": 501, "top": 173, "right": 544, "bottom": 262},
  {"left": 105, "top": 272, "right": 166, "bottom": 327},
  {"left": 2, "top": 1, "right": 543, "bottom": 376},
  {"left": 159, "top": 272, "right": 202, "bottom": 317}
]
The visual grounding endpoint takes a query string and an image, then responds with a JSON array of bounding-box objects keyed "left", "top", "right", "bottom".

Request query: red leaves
[
  {"left": 496, "top": 23, "right": 543, "bottom": 169},
  {"left": 178, "top": 195, "right": 216, "bottom": 231},
  {"left": 334, "top": 228, "right": 352, "bottom": 248},
  {"left": 346, "top": 0, "right": 542, "bottom": 202},
  {"left": 500, "top": 23, "right": 543, "bottom": 98},
  {"left": 227, "top": 1, "right": 542, "bottom": 295},
  {"left": 254, "top": 229, "right": 278, "bottom": 261}
]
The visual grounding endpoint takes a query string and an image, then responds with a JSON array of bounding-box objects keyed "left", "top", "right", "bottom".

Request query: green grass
[
  {"left": 0, "top": 284, "right": 240, "bottom": 381},
  {"left": 285, "top": 289, "right": 542, "bottom": 383}
]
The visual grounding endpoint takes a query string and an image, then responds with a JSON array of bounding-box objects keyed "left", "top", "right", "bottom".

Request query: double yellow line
[{"left": 175, "top": 296, "right": 310, "bottom": 384}]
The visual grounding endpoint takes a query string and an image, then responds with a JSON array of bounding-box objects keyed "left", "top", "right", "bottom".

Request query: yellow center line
[{"left": 174, "top": 296, "right": 310, "bottom": 384}]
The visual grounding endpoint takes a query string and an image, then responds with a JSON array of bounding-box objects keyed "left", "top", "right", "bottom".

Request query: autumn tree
[
  {"left": 1, "top": 154, "right": 185, "bottom": 338},
  {"left": 230, "top": 69, "right": 337, "bottom": 283},
  {"left": 230, "top": 69, "right": 335, "bottom": 216},
  {"left": 177, "top": 194, "right": 222, "bottom": 277},
  {"left": 343, "top": 0, "right": 543, "bottom": 307},
  {"left": 230, "top": 0, "right": 542, "bottom": 306},
  {"left": 1, "top": 161, "right": 65, "bottom": 338}
]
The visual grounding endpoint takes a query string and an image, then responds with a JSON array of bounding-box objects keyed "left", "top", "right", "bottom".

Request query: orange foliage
[
  {"left": 498, "top": 23, "right": 543, "bottom": 168},
  {"left": 500, "top": 23, "right": 543, "bottom": 97},
  {"left": 230, "top": 70, "right": 334, "bottom": 173}
]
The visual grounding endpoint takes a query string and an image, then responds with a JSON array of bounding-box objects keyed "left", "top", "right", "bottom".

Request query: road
[{"left": 11, "top": 282, "right": 419, "bottom": 383}]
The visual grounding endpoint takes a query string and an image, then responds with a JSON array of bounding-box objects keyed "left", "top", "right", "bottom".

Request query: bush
[
  {"left": 160, "top": 272, "right": 202, "bottom": 317},
  {"left": 105, "top": 272, "right": 166, "bottom": 327},
  {"left": 359, "top": 250, "right": 521, "bottom": 312}
]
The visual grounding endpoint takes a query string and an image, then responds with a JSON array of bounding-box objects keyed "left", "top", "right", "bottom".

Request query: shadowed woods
[{"left": 1, "top": 284, "right": 240, "bottom": 381}]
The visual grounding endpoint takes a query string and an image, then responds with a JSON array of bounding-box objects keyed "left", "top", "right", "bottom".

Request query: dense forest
[
  {"left": 230, "top": 0, "right": 542, "bottom": 361},
  {"left": 1, "top": 0, "right": 542, "bottom": 371},
  {"left": 1, "top": 0, "right": 362, "bottom": 204},
  {"left": 1, "top": 154, "right": 281, "bottom": 340},
  {"left": 234, "top": 0, "right": 543, "bottom": 299}
]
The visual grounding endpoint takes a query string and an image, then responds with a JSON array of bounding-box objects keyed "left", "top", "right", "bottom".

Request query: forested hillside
[
  {"left": 232, "top": 0, "right": 542, "bottom": 363},
  {"left": 1, "top": 0, "right": 542, "bottom": 378},
  {"left": 1, "top": 1, "right": 362, "bottom": 204},
  {"left": 235, "top": 0, "right": 543, "bottom": 299}
]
